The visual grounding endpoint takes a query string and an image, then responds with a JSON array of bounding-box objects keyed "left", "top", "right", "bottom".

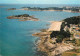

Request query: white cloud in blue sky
[{"left": 0, "top": 0, "right": 80, "bottom": 4}]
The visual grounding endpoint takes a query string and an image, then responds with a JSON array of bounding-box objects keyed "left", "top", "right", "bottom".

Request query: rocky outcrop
[
  {"left": 8, "top": 8, "right": 16, "bottom": 10},
  {"left": 7, "top": 14, "right": 38, "bottom": 21},
  {"left": 33, "top": 16, "right": 80, "bottom": 56},
  {"left": 33, "top": 21, "right": 75, "bottom": 56},
  {"left": 32, "top": 31, "right": 51, "bottom": 37},
  {"left": 37, "top": 36, "right": 74, "bottom": 56}
]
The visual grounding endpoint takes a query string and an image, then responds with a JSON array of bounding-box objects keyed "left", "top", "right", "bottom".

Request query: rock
[
  {"left": 7, "top": 14, "right": 39, "bottom": 21},
  {"left": 8, "top": 8, "right": 16, "bottom": 10},
  {"left": 50, "top": 45, "right": 74, "bottom": 56}
]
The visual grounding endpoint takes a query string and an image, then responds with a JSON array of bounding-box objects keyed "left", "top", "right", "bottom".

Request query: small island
[
  {"left": 33, "top": 16, "right": 80, "bottom": 56},
  {"left": 7, "top": 14, "right": 39, "bottom": 21},
  {"left": 8, "top": 8, "right": 16, "bottom": 10}
]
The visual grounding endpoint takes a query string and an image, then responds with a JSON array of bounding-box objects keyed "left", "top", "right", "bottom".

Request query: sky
[{"left": 0, "top": 0, "right": 80, "bottom": 4}]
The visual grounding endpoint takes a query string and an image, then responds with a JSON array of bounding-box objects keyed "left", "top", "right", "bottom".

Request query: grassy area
[
  {"left": 76, "top": 39, "right": 80, "bottom": 46},
  {"left": 62, "top": 48, "right": 80, "bottom": 56},
  {"left": 62, "top": 52, "right": 80, "bottom": 56}
]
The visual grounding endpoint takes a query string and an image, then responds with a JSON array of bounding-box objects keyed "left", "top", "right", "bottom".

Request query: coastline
[
  {"left": 17, "top": 9, "right": 80, "bottom": 13},
  {"left": 8, "top": 6, "right": 80, "bottom": 13},
  {"left": 33, "top": 21, "right": 74, "bottom": 56},
  {"left": 32, "top": 15, "right": 80, "bottom": 56},
  {"left": 1, "top": 4, "right": 80, "bottom": 56},
  {"left": 7, "top": 14, "right": 39, "bottom": 21}
]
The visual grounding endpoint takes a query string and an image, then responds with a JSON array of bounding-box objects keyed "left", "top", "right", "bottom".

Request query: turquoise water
[{"left": 0, "top": 4, "right": 80, "bottom": 56}]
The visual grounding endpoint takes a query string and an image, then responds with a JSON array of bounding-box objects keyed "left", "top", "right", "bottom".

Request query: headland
[{"left": 33, "top": 16, "right": 80, "bottom": 56}]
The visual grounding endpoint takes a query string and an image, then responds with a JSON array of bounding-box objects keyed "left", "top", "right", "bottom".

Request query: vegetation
[
  {"left": 68, "top": 48, "right": 80, "bottom": 53},
  {"left": 50, "top": 30, "right": 71, "bottom": 43},
  {"left": 8, "top": 8, "right": 16, "bottom": 10},
  {"left": 64, "top": 16, "right": 80, "bottom": 25},
  {"left": 71, "top": 39, "right": 76, "bottom": 43},
  {"left": 60, "top": 22, "right": 67, "bottom": 31},
  {"left": 76, "top": 39, "right": 80, "bottom": 46},
  {"left": 7, "top": 14, "right": 38, "bottom": 21},
  {"left": 15, "top": 14, "right": 29, "bottom": 17},
  {"left": 62, "top": 52, "right": 77, "bottom": 56},
  {"left": 56, "top": 35, "right": 64, "bottom": 43},
  {"left": 50, "top": 16, "right": 80, "bottom": 43},
  {"left": 22, "top": 6, "right": 80, "bottom": 12}
]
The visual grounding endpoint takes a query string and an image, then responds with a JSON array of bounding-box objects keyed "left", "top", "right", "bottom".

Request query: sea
[{"left": 0, "top": 4, "right": 80, "bottom": 56}]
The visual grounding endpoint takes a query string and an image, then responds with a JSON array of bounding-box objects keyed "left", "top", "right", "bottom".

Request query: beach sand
[{"left": 48, "top": 21, "right": 62, "bottom": 31}]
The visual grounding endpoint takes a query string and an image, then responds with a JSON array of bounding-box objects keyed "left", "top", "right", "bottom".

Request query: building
[{"left": 74, "top": 33, "right": 80, "bottom": 39}]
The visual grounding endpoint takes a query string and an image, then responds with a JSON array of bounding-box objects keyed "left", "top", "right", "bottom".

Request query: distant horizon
[
  {"left": 0, "top": 0, "right": 80, "bottom": 4},
  {"left": 0, "top": 3, "right": 80, "bottom": 5}
]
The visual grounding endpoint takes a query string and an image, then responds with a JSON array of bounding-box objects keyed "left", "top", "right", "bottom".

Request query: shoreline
[
  {"left": 17, "top": 9, "right": 80, "bottom": 13},
  {"left": 33, "top": 21, "right": 74, "bottom": 56},
  {"left": 7, "top": 14, "right": 39, "bottom": 21},
  {"left": 32, "top": 16, "right": 80, "bottom": 56},
  {"left": 8, "top": 6, "right": 80, "bottom": 13}
]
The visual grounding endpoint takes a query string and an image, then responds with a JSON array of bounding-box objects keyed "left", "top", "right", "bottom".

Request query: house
[
  {"left": 75, "top": 27, "right": 79, "bottom": 31},
  {"left": 74, "top": 33, "right": 80, "bottom": 39},
  {"left": 72, "top": 25, "right": 76, "bottom": 29}
]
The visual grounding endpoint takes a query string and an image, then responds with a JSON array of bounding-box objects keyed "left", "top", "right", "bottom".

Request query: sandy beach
[{"left": 48, "top": 21, "right": 62, "bottom": 31}]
